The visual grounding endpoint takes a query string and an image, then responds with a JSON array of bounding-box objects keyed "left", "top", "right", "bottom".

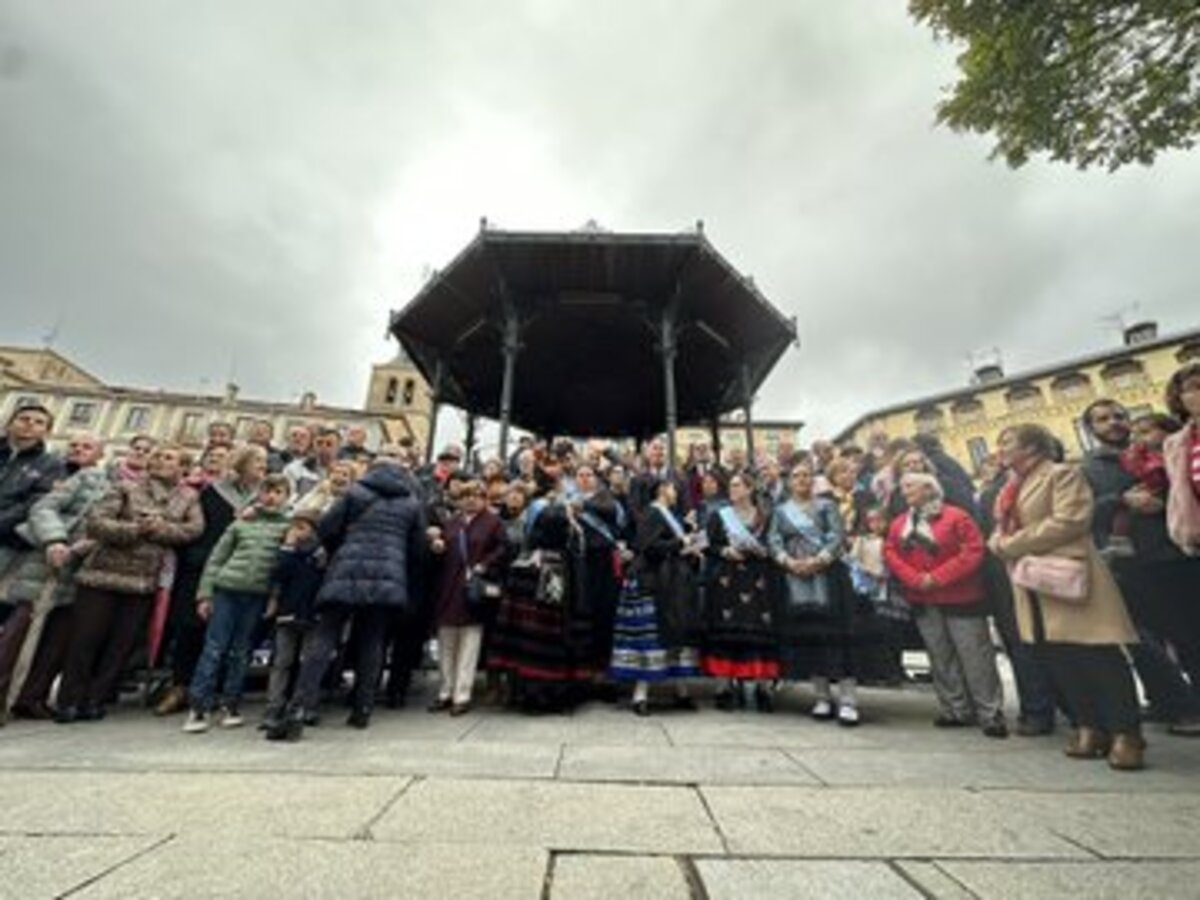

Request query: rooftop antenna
[{"left": 41, "top": 314, "right": 63, "bottom": 350}]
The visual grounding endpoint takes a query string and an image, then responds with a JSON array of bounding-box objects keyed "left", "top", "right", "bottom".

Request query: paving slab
[
  {"left": 0, "top": 834, "right": 164, "bottom": 900},
  {"left": 696, "top": 859, "right": 923, "bottom": 899},
  {"left": 658, "top": 718, "right": 874, "bottom": 750},
  {"left": 71, "top": 836, "right": 548, "bottom": 899},
  {"left": 0, "top": 771, "right": 409, "bottom": 840},
  {"left": 372, "top": 777, "right": 724, "bottom": 853},
  {"left": 550, "top": 854, "right": 691, "bottom": 899},
  {"left": 791, "top": 747, "right": 1199, "bottom": 791},
  {"left": 937, "top": 860, "right": 1200, "bottom": 899},
  {"left": 462, "top": 713, "right": 671, "bottom": 747},
  {"left": 0, "top": 727, "right": 558, "bottom": 779},
  {"left": 988, "top": 791, "right": 1200, "bottom": 859},
  {"left": 890, "top": 861, "right": 975, "bottom": 899},
  {"left": 701, "top": 786, "right": 1090, "bottom": 858},
  {"left": 558, "top": 744, "right": 819, "bottom": 786}
]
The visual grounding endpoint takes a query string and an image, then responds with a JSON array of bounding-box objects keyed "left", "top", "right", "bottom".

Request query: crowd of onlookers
[{"left": 1, "top": 360, "right": 1198, "bottom": 773}]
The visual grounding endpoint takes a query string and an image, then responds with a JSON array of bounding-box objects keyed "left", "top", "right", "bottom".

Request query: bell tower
[{"left": 365, "top": 346, "right": 432, "bottom": 451}]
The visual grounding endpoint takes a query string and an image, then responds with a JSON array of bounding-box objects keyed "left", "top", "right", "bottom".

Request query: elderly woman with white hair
[{"left": 885, "top": 471, "right": 1008, "bottom": 738}]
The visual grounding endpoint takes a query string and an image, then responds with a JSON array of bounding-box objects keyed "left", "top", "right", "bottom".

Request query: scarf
[
  {"left": 901, "top": 499, "right": 943, "bottom": 553},
  {"left": 995, "top": 469, "right": 1026, "bottom": 536}
]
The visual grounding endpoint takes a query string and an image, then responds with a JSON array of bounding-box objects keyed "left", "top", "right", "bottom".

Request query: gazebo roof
[{"left": 389, "top": 226, "right": 797, "bottom": 438}]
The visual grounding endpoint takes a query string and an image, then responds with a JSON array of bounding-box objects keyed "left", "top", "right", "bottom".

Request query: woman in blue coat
[{"left": 268, "top": 457, "right": 425, "bottom": 741}]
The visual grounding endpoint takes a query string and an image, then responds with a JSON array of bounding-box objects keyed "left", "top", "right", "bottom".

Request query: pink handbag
[{"left": 1010, "top": 555, "right": 1089, "bottom": 602}]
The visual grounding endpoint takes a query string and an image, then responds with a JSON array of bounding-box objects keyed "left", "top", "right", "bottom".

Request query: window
[
  {"left": 1006, "top": 385, "right": 1044, "bottom": 413},
  {"left": 914, "top": 406, "right": 945, "bottom": 434},
  {"left": 1101, "top": 360, "right": 1149, "bottom": 390},
  {"left": 402, "top": 378, "right": 416, "bottom": 405},
  {"left": 1176, "top": 342, "right": 1200, "bottom": 365},
  {"left": 1051, "top": 373, "right": 1093, "bottom": 403},
  {"left": 124, "top": 406, "right": 152, "bottom": 433},
  {"left": 68, "top": 401, "right": 97, "bottom": 427},
  {"left": 966, "top": 437, "right": 989, "bottom": 472},
  {"left": 951, "top": 398, "right": 985, "bottom": 426},
  {"left": 178, "top": 412, "right": 203, "bottom": 442},
  {"left": 235, "top": 416, "right": 255, "bottom": 439},
  {"left": 385, "top": 377, "right": 399, "bottom": 404}
]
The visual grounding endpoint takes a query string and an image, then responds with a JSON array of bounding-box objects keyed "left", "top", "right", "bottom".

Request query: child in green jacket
[{"left": 183, "top": 475, "right": 291, "bottom": 732}]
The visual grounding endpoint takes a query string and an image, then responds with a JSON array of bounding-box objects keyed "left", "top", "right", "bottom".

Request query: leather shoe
[
  {"left": 1064, "top": 727, "right": 1111, "bottom": 759},
  {"left": 427, "top": 698, "right": 452, "bottom": 714},
  {"left": 1107, "top": 733, "right": 1146, "bottom": 771},
  {"left": 154, "top": 685, "right": 188, "bottom": 717},
  {"left": 346, "top": 709, "right": 372, "bottom": 729},
  {"left": 631, "top": 700, "right": 650, "bottom": 717},
  {"left": 673, "top": 696, "right": 698, "bottom": 712},
  {"left": 449, "top": 703, "right": 471, "bottom": 717},
  {"left": 9, "top": 701, "right": 52, "bottom": 721},
  {"left": 1016, "top": 717, "right": 1055, "bottom": 737}
]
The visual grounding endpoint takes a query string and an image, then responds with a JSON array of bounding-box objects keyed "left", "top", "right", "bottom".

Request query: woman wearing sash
[
  {"left": 703, "top": 471, "right": 780, "bottom": 712},
  {"left": 570, "top": 464, "right": 624, "bottom": 678},
  {"left": 488, "top": 451, "right": 590, "bottom": 713},
  {"left": 769, "top": 460, "right": 861, "bottom": 725},
  {"left": 611, "top": 476, "right": 703, "bottom": 715}
]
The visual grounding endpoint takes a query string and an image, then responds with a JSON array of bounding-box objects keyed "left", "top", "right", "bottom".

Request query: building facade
[
  {"left": 675, "top": 418, "right": 804, "bottom": 466},
  {"left": 0, "top": 345, "right": 432, "bottom": 454},
  {"left": 835, "top": 322, "right": 1200, "bottom": 475}
]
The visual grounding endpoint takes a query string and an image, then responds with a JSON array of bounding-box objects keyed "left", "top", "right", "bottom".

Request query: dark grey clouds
[{"left": 2, "top": 1, "right": 1197, "bottom": 439}]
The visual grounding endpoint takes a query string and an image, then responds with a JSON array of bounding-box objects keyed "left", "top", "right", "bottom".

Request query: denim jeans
[{"left": 188, "top": 590, "right": 267, "bottom": 712}]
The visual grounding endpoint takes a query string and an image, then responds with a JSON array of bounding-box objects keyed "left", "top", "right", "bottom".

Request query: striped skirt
[{"left": 609, "top": 580, "right": 700, "bottom": 682}]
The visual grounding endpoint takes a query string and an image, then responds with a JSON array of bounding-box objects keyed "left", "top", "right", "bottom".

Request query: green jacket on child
[{"left": 198, "top": 508, "right": 290, "bottom": 598}]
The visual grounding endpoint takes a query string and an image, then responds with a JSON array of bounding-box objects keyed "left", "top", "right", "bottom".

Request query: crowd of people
[{"left": 2, "top": 361, "right": 1199, "bottom": 773}]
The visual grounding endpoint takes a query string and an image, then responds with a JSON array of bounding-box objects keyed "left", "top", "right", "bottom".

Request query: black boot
[
  {"left": 346, "top": 707, "right": 372, "bottom": 729},
  {"left": 265, "top": 706, "right": 305, "bottom": 742}
]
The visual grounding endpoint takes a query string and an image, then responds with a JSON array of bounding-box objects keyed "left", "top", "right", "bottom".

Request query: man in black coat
[
  {"left": 270, "top": 456, "right": 426, "bottom": 739},
  {"left": 0, "top": 403, "right": 64, "bottom": 565},
  {"left": 1081, "top": 399, "right": 1200, "bottom": 735},
  {"left": 629, "top": 436, "right": 690, "bottom": 525}
]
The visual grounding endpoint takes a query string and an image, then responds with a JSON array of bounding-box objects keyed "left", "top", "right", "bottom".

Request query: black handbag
[{"left": 459, "top": 530, "right": 501, "bottom": 617}]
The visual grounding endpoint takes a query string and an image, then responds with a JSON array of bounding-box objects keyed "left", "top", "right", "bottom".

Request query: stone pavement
[{"left": 0, "top": 678, "right": 1198, "bottom": 899}]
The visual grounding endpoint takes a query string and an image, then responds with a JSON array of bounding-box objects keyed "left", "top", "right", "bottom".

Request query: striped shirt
[{"left": 1190, "top": 429, "right": 1200, "bottom": 501}]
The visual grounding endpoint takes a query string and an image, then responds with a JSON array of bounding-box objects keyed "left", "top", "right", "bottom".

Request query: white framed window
[
  {"left": 124, "top": 405, "right": 152, "bottom": 433},
  {"left": 68, "top": 401, "right": 97, "bottom": 427}
]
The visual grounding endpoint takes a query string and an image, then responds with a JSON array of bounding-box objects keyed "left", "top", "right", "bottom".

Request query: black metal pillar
[
  {"left": 660, "top": 304, "right": 679, "bottom": 469},
  {"left": 497, "top": 302, "right": 520, "bottom": 463},
  {"left": 424, "top": 358, "right": 445, "bottom": 466},
  {"left": 740, "top": 363, "right": 756, "bottom": 468},
  {"left": 709, "top": 417, "right": 722, "bottom": 470},
  {"left": 464, "top": 414, "right": 477, "bottom": 471}
]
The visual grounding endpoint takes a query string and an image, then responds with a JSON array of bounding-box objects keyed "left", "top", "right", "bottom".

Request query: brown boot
[
  {"left": 1107, "top": 733, "right": 1146, "bottom": 771},
  {"left": 1064, "top": 727, "right": 1111, "bottom": 759},
  {"left": 154, "top": 685, "right": 188, "bottom": 717}
]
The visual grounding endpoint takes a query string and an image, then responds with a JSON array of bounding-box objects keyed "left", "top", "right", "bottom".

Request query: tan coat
[
  {"left": 74, "top": 478, "right": 204, "bottom": 596},
  {"left": 992, "top": 460, "right": 1136, "bottom": 646}
]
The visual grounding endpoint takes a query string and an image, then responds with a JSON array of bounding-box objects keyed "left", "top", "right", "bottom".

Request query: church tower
[{"left": 365, "top": 346, "right": 432, "bottom": 452}]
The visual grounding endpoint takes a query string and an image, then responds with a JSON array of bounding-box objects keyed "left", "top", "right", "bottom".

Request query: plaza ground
[{"left": 0, "top": 672, "right": 1198, "bottom": 899}]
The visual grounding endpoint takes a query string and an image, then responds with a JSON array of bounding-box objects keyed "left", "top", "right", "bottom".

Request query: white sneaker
[
  {"left": 220, "top": 708, "right": 244, "bottom": 729},
  {"left": 837, "top": 704, "right": 861, "bottom": 727},
  {"left": 810, "top": 699, "right": 835, "bottom": 721},
  {"left": 181, "top": 710, "right": 210, "bottom": 734}
]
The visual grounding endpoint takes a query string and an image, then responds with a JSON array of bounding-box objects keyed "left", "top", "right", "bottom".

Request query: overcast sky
[{"left": 2, "top": 1, "right": 1198, "bottom": 448}]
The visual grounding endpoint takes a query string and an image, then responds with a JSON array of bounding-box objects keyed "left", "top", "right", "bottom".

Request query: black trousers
[
  {"left": 14, "top": 605, "right": 74, "bottom": 707},
  {"left": 292, "top": 605, "right": 390, "bottom": 714},
  {"left": 57, "top": 587, "right": 151, "bottom": 710},
  {"left": 1029, "top": 590, "right": 1140, "bottom": 734}
]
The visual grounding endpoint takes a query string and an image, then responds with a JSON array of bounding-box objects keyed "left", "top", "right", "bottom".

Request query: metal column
[
  {"left": 740, "top": 363, "right": 756, "bottom": 468},
  {"left": 497, "top": 302, "right": 520, "bottom": 462},
  {"left": 661, "top": 304, "right": 679, "bottom": 467},
  {"left": 424, "top": 358, "right": 445, "bottom": 466}
]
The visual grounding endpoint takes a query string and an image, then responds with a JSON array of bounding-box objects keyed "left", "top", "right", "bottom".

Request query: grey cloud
[{"left": 1, "top": 1, "right": 1197, "bottom": 442}]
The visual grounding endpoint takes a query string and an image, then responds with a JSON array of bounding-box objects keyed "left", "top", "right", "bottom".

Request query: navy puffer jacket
[{"left": 315, "top": 463, "right": 425, "bottom": 610}]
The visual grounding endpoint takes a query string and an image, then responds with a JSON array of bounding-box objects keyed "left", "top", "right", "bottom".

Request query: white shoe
[
  {"left": 220, "top": 707, "right": 244, "bottom": 729},
  {"left": 837, "top": 704, "right": 861, "bottom": 727},
  {"left": 810, "top": 699, "right": 835, "bottom": 721},
  {"left": 181, "top": 710, "right": 210, "bottom": 734}
]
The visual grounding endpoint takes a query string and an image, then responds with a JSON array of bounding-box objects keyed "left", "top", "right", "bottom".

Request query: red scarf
[{"left": 995, "top": 470, "right": 1025, "bottom": 536}]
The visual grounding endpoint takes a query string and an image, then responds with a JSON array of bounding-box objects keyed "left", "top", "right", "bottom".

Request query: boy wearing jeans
[{"left": 183, "top": 475, "right": 291, "bottom": 733}]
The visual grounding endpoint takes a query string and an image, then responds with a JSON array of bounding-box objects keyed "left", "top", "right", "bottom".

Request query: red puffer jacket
[{"left": 884, "top": 504, "right": 986, "bottom": 606}]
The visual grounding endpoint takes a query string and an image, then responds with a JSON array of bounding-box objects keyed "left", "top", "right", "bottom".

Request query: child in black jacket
[{"left": 262, "top": 511, "right": 325, "bottom": 730}]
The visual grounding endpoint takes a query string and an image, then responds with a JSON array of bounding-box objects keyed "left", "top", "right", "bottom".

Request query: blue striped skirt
[{"left": 609, "top": 580, "right": 700, "bottom": 682}]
